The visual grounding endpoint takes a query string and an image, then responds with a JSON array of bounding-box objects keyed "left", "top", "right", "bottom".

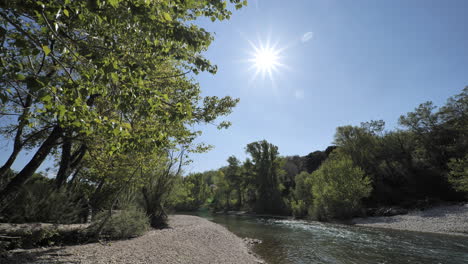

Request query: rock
[
  {"left": 373, "top": 207, "right": 408, "bottom": 217},
  {"left": 366, "top": 208, "right": 378, "bottom": 216},
  {"left": 243, "top": 237, "right": 262, "bottom": 246}
]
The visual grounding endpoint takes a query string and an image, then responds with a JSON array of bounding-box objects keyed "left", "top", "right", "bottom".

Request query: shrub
[
  {"left": 309, "top": 151, "right": 372, "bottom": 220},
  {"left": 291, "top": 200, "right": 308, "bottom": 219},
  {"left": 87, "top": 207, "right": 149, "bottom": 239},
  {"left": 2, "top": 174, "right": 85, "bottom": 224},
  {"left": 292, "top": 171, "right": 314, "bottom": 217},
  {"left": 448, "top": 155, "right": 468, "bottom": 195}
]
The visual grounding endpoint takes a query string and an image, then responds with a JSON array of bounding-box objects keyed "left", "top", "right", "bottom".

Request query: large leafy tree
[
  {"left": 309, "top": 150, "right": 372, "bottom": 220},
  {"left": 245, "top": 140, "right": 284, "bottom": 214},
  {"left": 225, "top": 155, "right": 242, "bottom": 208},
  {"left": 0, "top": 0, "right": 246, "bottom": 212}
]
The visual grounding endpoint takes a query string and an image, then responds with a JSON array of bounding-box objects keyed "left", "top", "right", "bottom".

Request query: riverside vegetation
[
  {"left": 0, "top": 0, "right": 247, "bottom": 250},
  {"left": 0, "top": 0, "right": 467, "bottom": 256},
  {"left": 171, "top": 87, "right": 468, "bottom": 220}
]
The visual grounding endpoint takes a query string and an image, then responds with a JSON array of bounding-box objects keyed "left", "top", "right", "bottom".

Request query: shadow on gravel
[
  {"left": 417, "top": 206, "right": 468, "bottom": 218},
  {"left": 1, "top": 248, "right": 77, "bottom": 264}
]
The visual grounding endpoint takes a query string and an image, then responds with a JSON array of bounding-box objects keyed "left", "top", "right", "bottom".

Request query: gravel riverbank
[
  {"left": 2, "top": 215, "right": 263, "bottom": 264},
  {"left": 352, "top": 204, "right": 468, "bottom": 236}
]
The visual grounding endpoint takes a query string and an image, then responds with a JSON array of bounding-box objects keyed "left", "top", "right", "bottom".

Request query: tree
[
  {"left": 211, "top": 169, "right": 231, "bottom": 211},
  {"left": 140, "top": 149, "right": 186, "bottom": 228},
  {"left": 397, "top": 88, "right": 468, "bottom": 201},
  {"left": 309, "top": 150, "right": 372, "bottom": 220},
  {"left": 447, "top": 155, "right": 468, "bottom": 195},
  {"left": 169, "top": 172, "right": 211, "bottom": 212},
  {"left": 279, "top": 155, "right": 302, "bottom": 196},
  {"left": 245, "top": 140, "right": 284, "bottom": 214},
  {"left": 0, "top": 0, "right": 246, "bottom": 212},
  {"left": 225, "top": 156, "right": 243, "bottom": 208},
  {"left": 304, "top": 151, "right": 326, "bottom": 173},
  {"left": 291, "top": 171, "right": 313, "bottom": 218}
]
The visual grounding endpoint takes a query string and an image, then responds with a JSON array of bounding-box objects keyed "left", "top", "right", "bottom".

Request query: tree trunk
[
  {"left": 0, "top": 149, "right": 21, "bottom": 190},
  {"left": 55, "top": 135, "right": 72, "bottom": 188},
  {"left": 0, "top": 125, "right": 62, "bottom": 213},
  {"left": 149, "top": 202, "right": 168, "bottom": 228},
  {"left": 0, "top": 95, "right": 32, "bottom": 182},
  {"left": 56, "top": 142, "right": 87, "bottom": 189},
  {"left": 237, "top": 187, "right": 242, "bottom": 209}
]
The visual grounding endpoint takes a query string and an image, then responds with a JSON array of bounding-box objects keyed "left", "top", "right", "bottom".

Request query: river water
[{"left": 198, "top": 212, "right": 468, "bottom": 264}]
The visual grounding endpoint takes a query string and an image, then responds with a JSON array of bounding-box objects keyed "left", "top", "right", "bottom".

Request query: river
[{"left": 197, "top": 212, "right": 468, "bottom": 264}]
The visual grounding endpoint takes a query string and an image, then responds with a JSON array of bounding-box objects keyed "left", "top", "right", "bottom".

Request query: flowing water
[{"left": 198, "top": 212, "right": 468, "bottom": 264}]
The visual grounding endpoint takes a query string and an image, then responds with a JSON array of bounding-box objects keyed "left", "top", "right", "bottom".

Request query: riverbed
[{"left": 200, "top": 213, "right": 468, "bottom": 264}]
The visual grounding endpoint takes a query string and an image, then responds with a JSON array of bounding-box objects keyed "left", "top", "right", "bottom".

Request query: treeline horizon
[{"left": 171, "top": 87, "right": 468, "bottom": 220}]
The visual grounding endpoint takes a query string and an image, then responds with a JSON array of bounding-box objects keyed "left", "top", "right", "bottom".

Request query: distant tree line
[{"left": 171, "top": 87, "right": 468, "bottom": 220}]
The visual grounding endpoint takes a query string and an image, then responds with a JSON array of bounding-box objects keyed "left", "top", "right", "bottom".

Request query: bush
[
  {"left": 87, "top": 207, "right": 149, "bottom": 239},
  {"left": 291, "top": 200, "right": 308, "bottom": 219},
  {"left": 448, "top": 155, "right": 468, "bottom": 195},
  {"left": 309, "top": 151, "right": 372, "bottom": 220},
  {"left": 2, "top": 174, "right": 86, "bottom": 224},
  {"left": 292, "top": 171, "right": 314, "bottom": 217}
]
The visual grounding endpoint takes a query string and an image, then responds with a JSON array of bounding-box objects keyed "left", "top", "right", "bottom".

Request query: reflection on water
[{"left": 197, "top": 212, "right": 468, "bottom": 264}]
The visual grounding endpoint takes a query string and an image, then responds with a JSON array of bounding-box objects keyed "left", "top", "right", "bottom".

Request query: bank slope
[
  {"left": 353, "top": 204, "right": 468, "bottom": 236},
  {"left": 3, "top": 215, "right": 263, "bottom": 264}
]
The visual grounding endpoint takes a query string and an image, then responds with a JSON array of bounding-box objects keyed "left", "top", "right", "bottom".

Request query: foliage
[
  {"left": 0, "top": 0, "right": 245, "bottom": 213},
  {"left": 246, "top": 140, "right": 285, "bottom": 214},
  {"left": 293, "top": 171, "right": 313, "bottom": 204},
  {"left": 168, "top": 87, "right": 467, "bottom": 219},
  {"left": 23, "top": 227, "right": 60, "bottom": 248},
  {"left": 448, "top": 155, "right": 468, "bottom": 194},
  {"left": 87, "top": 207, "right": 149, "bottom": 240},
  {"left": 138, "top": 150, "right": 185, "bottom": 228},
  {"left": 309, "top": 151, "right": 372, "bottom": 220},
  {"left": 290, "top": 200, "right": 307, "bottom": 219},
  {"left": 2, "top": 173, "right": 86, "bottom": 224},
  {"left": 225, "top": 156, "right": 243, "bottom": 208},
  {"left": 331, "top": 89, "right": 468, "bottom": 206},
  {"left": 170, "top": 172, "right": 212, "bottom": 211}
]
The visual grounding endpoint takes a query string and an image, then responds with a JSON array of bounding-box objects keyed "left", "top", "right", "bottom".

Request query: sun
[
  {"left": 253, "top": 47, "right": 279, "bottom": 72},
  {"left": 247, "top": 39, "right": 284, "bottom": 81}
]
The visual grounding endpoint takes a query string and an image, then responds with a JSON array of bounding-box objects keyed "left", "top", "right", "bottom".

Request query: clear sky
[
  {"left": 186, "top": 0, "right": 468, "bottom": 173},
  {"left": 2, "top": 0, "right": 468, "bottom": 175}
]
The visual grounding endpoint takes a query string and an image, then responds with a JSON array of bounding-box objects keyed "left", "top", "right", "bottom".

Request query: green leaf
[
  {"left": 63, "top": 9, "right": 69, "bottom": 17},
  {"left": 41, "top": 95, "right": 52, "bottom": 103},
  {"left": 16, "top": 74, "right": 26, "bottom": 80},
  {"left": 163, "top": 12, "right": 172, "bottom": 21},
  {"left": 72, "top": 120, "right": 82, "bottom": 127},
  {"left": 110, "top": 72, "right": 119, "bottom": 82},
  {"left": 109, "top": 0, "right": 119, "bottom": 8},
  {"left": 42, "top": 45, "right": 51, "bottom": 56}
]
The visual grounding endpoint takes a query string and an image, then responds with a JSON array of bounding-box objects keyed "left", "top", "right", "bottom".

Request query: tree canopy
[{"left": 0, "top": 0, "right": 246, "bottom": 212}]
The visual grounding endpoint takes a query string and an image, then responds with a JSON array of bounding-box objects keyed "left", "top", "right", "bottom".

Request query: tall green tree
[
  {"left": 245, "top": 140, "right": 283, "bottom": 214},
  {"left": 225, "top": 156, "right": 243, "bottom": 208},
  {"left": 309, "top": 150, "right": 372, "bottom": 220}
]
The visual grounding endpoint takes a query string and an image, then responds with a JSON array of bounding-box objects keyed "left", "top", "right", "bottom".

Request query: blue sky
[
  {"left": 186, "top": 0, "right": 468, "bottom": 173},
  {"left": 2, "top": 0, "right": 468, "bottom": 175}
]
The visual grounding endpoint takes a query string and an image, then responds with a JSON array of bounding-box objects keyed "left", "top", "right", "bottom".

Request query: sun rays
[{"left": 247, "top": 38, "right": 286, "bottom": 83}]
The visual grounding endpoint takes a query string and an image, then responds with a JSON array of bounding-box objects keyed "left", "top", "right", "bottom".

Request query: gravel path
[
  {"left": 352, "top": 204, "right": 468, "bottom": 236},
  {"left": 2, "top": 215, "right": 263, "bottom": 264}
]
